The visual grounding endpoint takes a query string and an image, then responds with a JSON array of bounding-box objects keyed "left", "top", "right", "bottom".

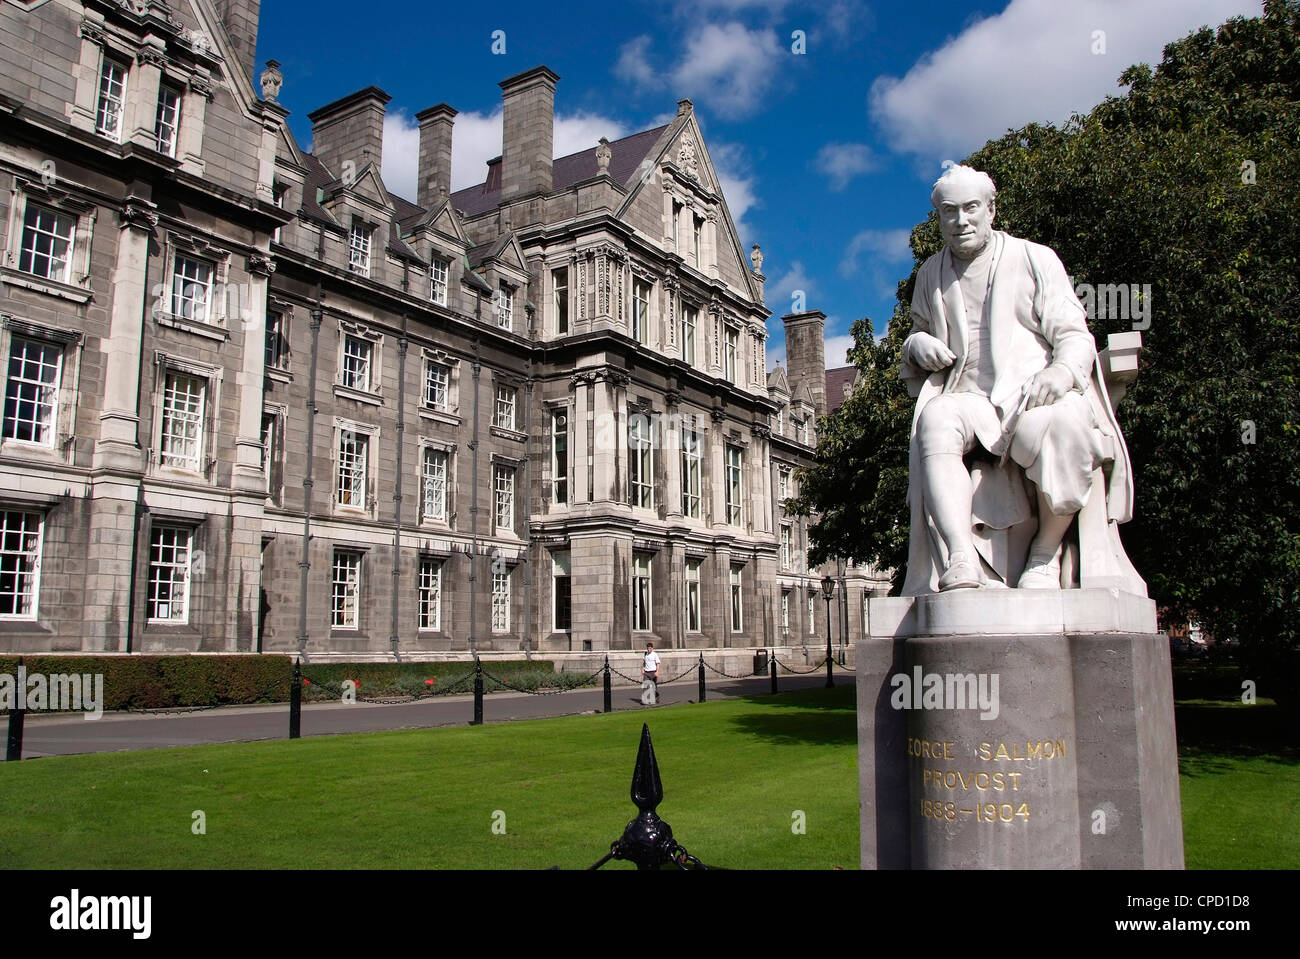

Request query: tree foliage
[{"left": 790, "top": 1, "right": 1300, "bottom": 694}]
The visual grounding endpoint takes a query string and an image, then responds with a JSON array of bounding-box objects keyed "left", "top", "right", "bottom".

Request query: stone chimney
[
  {"left": 416, "top": 103, "right": 457, "bottom": 209},
  {"left": 307, "top": 86, "right": 391, "bottom": 184},
  {"left": 783, "top": 310, "right": 827, "bottom": 416},
  {"left": 214, "top": 0, "right": 261, "bottom": 82},
  {"left": 499, "top": 66, "right": 559, "bottom": 202}
]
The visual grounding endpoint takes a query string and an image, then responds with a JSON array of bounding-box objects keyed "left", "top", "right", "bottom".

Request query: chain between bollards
[
  {"left": 5, "top": 656, "right": 23, "bottom": 761},
  {"left": 697, "top": 653, "right": 706, "bottom": 703},
  {"left": 289, "top": 658, "right": 302, "bottom": 740},
  {"left": 470, "top": 656, "right": 484, "bottom": 725},
  {"left": 603, "top": 656, "right": 613, "bottom": 713}
]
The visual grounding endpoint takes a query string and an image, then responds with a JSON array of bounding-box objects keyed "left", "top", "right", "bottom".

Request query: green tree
[{"left": 791, "top": 0, "right": 1300, "bottom": 701}]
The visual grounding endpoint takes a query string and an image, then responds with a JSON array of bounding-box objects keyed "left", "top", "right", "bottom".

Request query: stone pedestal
[{"left": 857, "top": 590, "right": 1184, "bottom": 869}]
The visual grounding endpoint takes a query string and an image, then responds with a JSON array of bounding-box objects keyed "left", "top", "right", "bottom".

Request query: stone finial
[
  {"left": 677, "top": 98, "right": 693, "bottom": 116},
  {"left": 260, "top": 60, "right": 283, "bottom": 102},
  {"left": 596, "top": 137, "right": 612, "bottom": 175},
  {"left": 750, "top": 243, "right": 763, "bottom": 274}
]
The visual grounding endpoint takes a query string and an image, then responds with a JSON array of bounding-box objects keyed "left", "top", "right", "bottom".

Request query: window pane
[
  {"left": 155, "top": 84, "right": 182, "bottom": 157},
  {"left": 336, "top": 430, "right": 368, "bottom": 508},
  {"left": 0, "top": 511, "right": 42, "bottom": 618},
  {"left": 160, "top": 372, "right": 205, "bottom": 471},
  {"left": 422, "top": 448, "right": 447, "bottom": 522},
  {"left": 96, "top": 58, "right": 126, "bottom": 139},
  {"left": 147, "top": 525, "right": 190, "bottom": 623},
  {"left": 19, "top": 205, "right": 75, "bottom": 282},
  {"left": 342, "top": 336, "right": 371, "bottom": 391},
  {"left": 332, "top": 552, "right": 361, "bottom": 628},
  {"left": 430, "top": 258, "right": 448, "bottom": 305},
  {"left": 4, "top": 338, "right": 61, "bottom": 445},
  {"left": 172, "top": 256, "right": 213, "bottom": 321},
  {"left": 419, "top": 558, "right": 441, "bottom": 630}
]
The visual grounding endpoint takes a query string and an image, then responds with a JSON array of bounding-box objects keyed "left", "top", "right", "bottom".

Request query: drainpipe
[
  {"left": 468, "top": 303, "right": 482, "bottom": 654},
  {"left": 521, "top": 371, "right": 533, "bottom": 660},
  {"left": 390, "top": 315, "right": 409, "bottom": 661},
  {"left": 296, "top": 283, "right": 323, "bottom": 661}
]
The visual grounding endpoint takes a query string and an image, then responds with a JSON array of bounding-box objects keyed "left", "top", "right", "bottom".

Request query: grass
[
  {"left": 0, "top": 683, "right": 1293, "bottom": 869},
  {"left": 0, "top": 686, "right": 860, "bottom": 870}
]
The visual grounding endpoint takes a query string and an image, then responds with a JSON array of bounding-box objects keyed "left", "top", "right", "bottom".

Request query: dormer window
[
  {"left": 496, "top": 282, "right": 514, "bottom": 330},
  {"left": 348, "top": 223, "right": 371, "bottom": 276},
  {"left": 430, "top": 257, "right": 449, "bottom": 306}
]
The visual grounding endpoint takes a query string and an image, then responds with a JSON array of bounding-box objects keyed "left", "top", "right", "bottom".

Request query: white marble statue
[{"left": 900, "top": 165, "right": 1138, "bottom": 595}]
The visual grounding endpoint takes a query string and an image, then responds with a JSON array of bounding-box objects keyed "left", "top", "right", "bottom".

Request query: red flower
[{"left": 425, "top": 679, "right": 435, "bottom": 685}]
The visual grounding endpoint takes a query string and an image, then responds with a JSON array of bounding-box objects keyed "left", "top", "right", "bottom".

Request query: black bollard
[
  {"left": 471, "top": 657, "right": 484, "bottom": 726},
  {"left": 5, "top": 703, "right": 24, "bottom": 762},
  {"left": 289, "top": 658, "right": 302, "bottom": 740},
  {"left": 697, "top": 653, "right": 706, "bottom": 703},
  {"left": 770, "top": 655, "right": 778, "bottom": 695},
  {"left": 825, "top": 653, "right": 834, "bottom": 689},
  {"left": 603, "top": 656, "right": 613, "bottom": 714},
  {"left": 6, "top": 655, "right": 24, "bottom": 762}
]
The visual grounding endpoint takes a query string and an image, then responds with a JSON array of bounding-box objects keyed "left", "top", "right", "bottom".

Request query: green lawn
[
  {"left": 0, "top": 685, "right": 1293, "bottom": 869},
  {"left": 0, "top": 686, "right": 860, "bottom": 870}
]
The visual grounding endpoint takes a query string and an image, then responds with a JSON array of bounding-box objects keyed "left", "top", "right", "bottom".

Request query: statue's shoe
[
  {"left": 938, "top": 557, "right": 981, "bottom": 591},
  {"left": 1017, "top": 556, "right": 1061, "bottom": 589}
]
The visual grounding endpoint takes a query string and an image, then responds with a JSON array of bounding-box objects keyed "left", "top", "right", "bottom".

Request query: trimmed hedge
[
  {"left": 0, "top": 657, "right": 573, "bottom": 712},
  {"left": 0, "top": 656, "right": 292, "bottom": 712}
]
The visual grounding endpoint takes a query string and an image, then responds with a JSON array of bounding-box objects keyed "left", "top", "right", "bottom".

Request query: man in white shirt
[{"left": 641, "top": 643, "right": 661, "bottom": 706}]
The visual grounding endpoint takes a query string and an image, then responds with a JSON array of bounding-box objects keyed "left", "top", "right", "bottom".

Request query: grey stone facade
[{"left": 0, "top": 0, "right": 888, "bottom": 657}]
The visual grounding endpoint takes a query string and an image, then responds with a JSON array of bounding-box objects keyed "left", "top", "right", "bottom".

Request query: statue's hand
[
  {"left": 908, "top": 332, "right": 956, "bottom": 372},
  {"left": 1024, "top": 364, "right": 1075, "bottom": 409}
]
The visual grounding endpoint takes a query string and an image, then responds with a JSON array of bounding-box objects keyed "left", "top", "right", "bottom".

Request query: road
[{"left": 7, "top": 670, "right": 847, "bottom": 760}]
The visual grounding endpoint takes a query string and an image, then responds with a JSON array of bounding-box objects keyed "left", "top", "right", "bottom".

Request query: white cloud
[
  {"left": 709, "top": 141, "right": 760, "bottom": 247},
  {"left": 870, "top": 0, "right": 1260, "bottom": 165},
  {"left": 617, "top": 22, "right": 784, "bottom": 119},
  {"left": 768, "top": 260, "right": 815, "bottom": 314},
  {"left": 840, "top": 228, "right": 913, "bottom": 277},
  {"left": 382, "top": 108, "right": 628, "bottom": 199},
  {"left": 381, "top": 110, "right": 421, "bottom": 201},
  {"left": 823, "top": 333, "right": 856, "bottom": 369},
  {"left": 813, "top": 142, "right": 877, "bottom": 191}
]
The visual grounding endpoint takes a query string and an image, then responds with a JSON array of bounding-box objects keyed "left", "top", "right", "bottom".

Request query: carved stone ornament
[
  {"left": 247, "top": 252, "right": 276, "bottom": 276},
  {"left": 595, "top": 137, "right": 612, "bottom": 175},
  {"left": 79, "top": 18, "right": 105, "bottom": 44},
  {"left": 678, "top": 135, "right": 699, "bottom": 180},
  {"left": 119, "top": 202, "right": 159, "bottom": 231},
  {"left": 136, "top": 46, "right": 167, "bottom": 69},
  {"left": 750, "top": 243, "right": 763, "bottom": 274},
  {"left": 188, "top": 73, "right": 214, "bottom": 99},
  {"left": 260, "top": 60, "right": 283, "bottom": 102}
]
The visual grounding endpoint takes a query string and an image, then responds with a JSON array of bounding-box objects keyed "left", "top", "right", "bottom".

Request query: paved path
[{"left": 8, "top": 670, "right": 847, "bottom": 760}]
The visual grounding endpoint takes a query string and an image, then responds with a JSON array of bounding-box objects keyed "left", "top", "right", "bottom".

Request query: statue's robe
[{"left": 900, "top": 232, "right": 1134, "bottom": 596}]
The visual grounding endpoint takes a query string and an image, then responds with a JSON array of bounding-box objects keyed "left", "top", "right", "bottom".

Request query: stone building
[{"left": 0, "top": 0, "right": 885, "bottom": 657}]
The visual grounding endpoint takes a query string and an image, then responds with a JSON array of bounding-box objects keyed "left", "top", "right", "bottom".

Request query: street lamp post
[{"left": 821, "top": 575, "right": 836, "bottom": 688}]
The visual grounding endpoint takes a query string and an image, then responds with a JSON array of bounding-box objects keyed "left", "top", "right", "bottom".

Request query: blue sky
[{"left": 255, "top": 0, "right": 1261, "bottom": 370}]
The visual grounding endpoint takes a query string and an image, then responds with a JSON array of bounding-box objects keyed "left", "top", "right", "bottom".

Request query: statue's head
[{"left": 931, "top": 165, "right": 997, "bottom": 260}]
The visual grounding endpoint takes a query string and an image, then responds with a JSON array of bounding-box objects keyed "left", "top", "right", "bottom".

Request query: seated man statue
[{"left": 900, "top": 165, "right": 1135, "bottom": 595}]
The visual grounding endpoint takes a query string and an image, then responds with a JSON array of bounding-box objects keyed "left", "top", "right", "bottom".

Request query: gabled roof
[
  {"left": 767, "top": 363, "right": 790, "bottom": 396},
  {"left": 448, "top": 125, "right": 670, "bottom": 218},
  {"left": 826, "top": 365, "right": 858, "bottom": 413}
]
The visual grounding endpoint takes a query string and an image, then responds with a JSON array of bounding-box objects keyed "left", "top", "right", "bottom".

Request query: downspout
[
  {"left": 521, "top": 371, "right": 533, "bottom": 659},
  {"left": 468, "top": 298, "right": 482, "bottom": 654},
  {"left": 296, "top": 283, "right": 323, "bottom": 661},
  {"left": 390, "top": 315, "right": 409, "bottom": 661}
]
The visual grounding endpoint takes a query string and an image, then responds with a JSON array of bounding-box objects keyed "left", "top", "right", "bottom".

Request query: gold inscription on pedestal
[{"left": 907, "top": 737, "right": 1069, "bottom": 826}]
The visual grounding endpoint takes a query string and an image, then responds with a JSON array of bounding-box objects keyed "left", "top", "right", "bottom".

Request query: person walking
[{"left": 641, "top": 642, "right": 661, "bottom": 706}]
